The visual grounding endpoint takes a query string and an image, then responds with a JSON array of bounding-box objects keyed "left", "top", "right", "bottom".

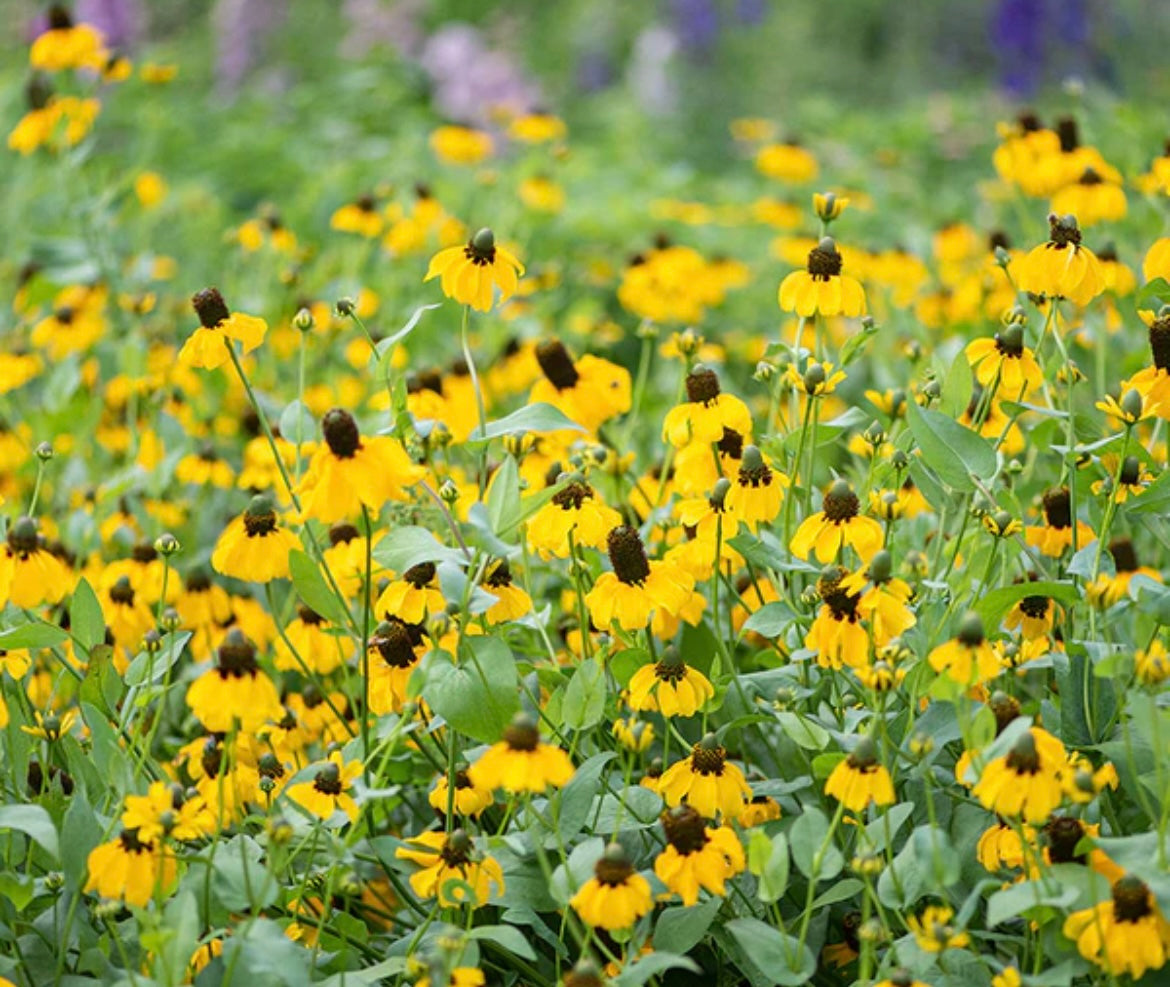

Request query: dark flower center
[
  {"left": 1149, "top": 318, "right": 1170, "bottom": 372},
  {"left": 484, "top": 559, "right": 513, "bottom": 588},
  {"left": 216, "top": 631, "right": 259, "bottom": 678},
  {"left": 607, "top": 525, "right": 652, "bottom": 586},
  {"left": 1018, "top": 595, "right": 1049, "bottom": 619},
  {"left": 313, "top": 763, "right": 343, "bottom": 796},
  {"left": 1119, "top": 457, "right": 1142, "bottom": 486},
  {"left": 1044, "top": 817, "right": 1089, "bottom": 865},
  {"left": 717, "top": 427, "right": 744, "bottom": 460},
  {"left": 7, "top": 518, "right": 38, "bottom": 555},
  {"left": 1057, "top": 117, "right": 1079, "bottom": 152},
  {"left": 243, "top": 510, "right": 278, "bottom": 536},
  {"left": 322, "top": 409, "right": 361, "bottom": 458},
  {"left": 1041, "top": 487, "right": 1072, "bottom": 529},
  {"left": 119, "top": 828, "right": 153, "bottom": 854},
  {"left": 192, "top": 287, "right": 231, "bottom": 329},
  {"left": 1109, "top": 538, "right": 1138, "bottom": 574},
  {"left": 503, "top": 720, "right": 540, "bottom": 752},
  {"left": 1048, "top": 216, "right": 1082, "bottom": 249},
  {"left": 535, "top": 340, "right": 580, "bottom": 390},
  {"left": 329, "top": 522, "right": 360, "bottom": 547},
  {"left": 109, "top": 577, "right": 135, "bottom": 606},
  {"left": 685, "top": 367, "right": 721, "bottom": 405},
  {"left": 990, "top": 691, "right": 1021, "bottom": 733},
  {"left": 807, "top": 244, "right": 843, "bottom": 280},
  {"left": 989, "top": 231, "right": 1011, "bottom": 252},
  {"left": 297, "top": 604, "right": 324, "bottom": 625},
  {"left": 594, "top": 856, "right": 634, "bottom": 886},
  {"left": 372, "top": 622, "right": 417, "bottom": 669},
  {"left": 186, "top": 568, "right": 212, "bottom": 592},
  {"left": 404, "top": 562, "right": 435, "bottom": 588},
  {"left": 823, "top": 486, "right": 860, "bottom": 523},
  {"left": 690, "top": 743, "right": 726, "bottom": 776},
  {"left": 1079, "top": 167, "right": 1103, "bottom": 186},
  {"left": 48, "top": 5, "right": 73, "bottom": 29},
  {"left": 994, "top": 329, "right": 1024, "bottom": 359},
  {"left": 661, "top": 805, "right": 709, "bottom": 855},
  {"left": 1112, "top": 876, "right": 1153, "bottom": 923},
  {"left": 653, "top": 659, "right": 688, "bottom": 683}
]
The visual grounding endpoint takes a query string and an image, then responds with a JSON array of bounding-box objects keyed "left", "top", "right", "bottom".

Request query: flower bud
[
  {"left": 154, "top": 532, "right": 180, "bottom": 556},
  {"left": 293, "top": 307, "right": 315, "bottom": 332},
  {"left": 35, "top": 442, "right": 53, "bottom": 461}
]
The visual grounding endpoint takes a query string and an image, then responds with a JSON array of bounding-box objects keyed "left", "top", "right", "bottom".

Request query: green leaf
[
  {"left": 211, "top": 835, "right": 278, "bottom": 912},
  {"left": 974, "top": 580, "right": 1081, "bottom": 627},
  {"left": 556, "top": 752, "right": 616, "bottom": 840},
  {"left": 0, "top": 621, "right": 68, "bottom": 651},
  {"left": 288, "top": 550, "right": 352, "bottom": 628},
  {"left": 905, "top": 401, "right": 996, "bottom": 491},
  {"left": 61, "top": 791, "right": 100, "bottom": 889},
  {"left": 79, "top": 645, "right": 123, "bottom": 718},
  {"left": 939, "top": 349, "right": 975, "bottom": 420},
  {"left": 747, "top": 829, "right": 789, "bottom": 903},
  {"left": 467, "top": 402, "right": 585, "bottom": 442},
  {"left": 813, "top": 877, "right": 864, "bottom": 909},
  {"left": 278, "top": 400, "right": 316, "bottom": 449},
  {"left": 371, "top": 526, "right": 465, "bottom": 572},
  {"left": 615, "top": 951, "right": 701, "bottom": 987},
  {"left": 422, "top": 637, "right": 519, "bottom": 744},
  {"left": 371, "top": 303, "right": 442, "bottom": 360},
  {"left": 467, "top": 924, "right": 537, "bottom": 961},
  {"left": 742, "top": 602, "right": 794, "bottom": 638},
  {"left": 1135, "top": 276, "right": 1170, "bottom": 312},
  {"left": 562, "top": 658, "right": 606, "bottom": 731},
  {"left": 725, "top": 917, "right": 816, "bottom": 986},
  {"left": 986, "top": 879, "right": 1080, "bottom": 927},
  {"left": 486, "top": 455, "right": 521, "bottom": 535},
  {"left": 0, "top": 805, "right": 59, "bottom": 860},
  {"left": 0, "top": 874, "right": 35, "bottom": 911},
  {"left": 123, "top": 632, "right": 192, "bottom": 686},
  {"left": 653, "top": 895, "right": 723, "bottom": 954},
  {"left": 788, "top": 806, "right": 843, "bottom": 881},
  {"left": 774, "top": 711, "right": 829, "bottom": 751},
  {"left": 69, "top": 578, "right": 105, "bottom": 654},
  {"left": 840, "top": 321, "right": 879, "bottom": 367}
]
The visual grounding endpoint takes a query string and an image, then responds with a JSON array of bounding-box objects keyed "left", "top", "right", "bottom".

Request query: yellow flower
[
  {"left": 528, "top": 339, "right": 632, "bottom": 434},
  {"left": 0, "top": 517, "right": 70, "bottom": 609},
  {"left": 824, "top": 737, "right": 895, "bottom": 812},
  {"left": 526, "top": 476, "right": 623, "bottom": 559},
  {"left": 965, "top": 323, "right": 1043, "bottom": 399},
  {"left": 179, "top": 287, "right": 268, "bottom": 370},
  {"left": 134, "top": 171, "right": 167, "bottom": 208},
  {"left": 210, "top": 494, "right": 301, "bottom": 583},
  {"left": 928, "top": 612, "right": 1003, "bottom": 686},
  {"left": 661, "top": 365, "right": 753, "bottom": 447},
  {"left": 30, "top": 11, "right": 107, "bottom": 72},
  {"left": 725, "top": 445, "right": 788, "bottom": 529},
  {"left": 973, "top": 727, "right": 1067, "bottom": 823},
  {"left": 739, "top": 795, "right": 782, "bottom": 827},
  {"left": 778, "top": 237, "right": 866, "bottom": 318},
  {"left": 1015, "top": 213, "right": 1105, "bottom": 306},
  {"left": 1137, "top": 638, "right": 1170, "bottom": 686},
  {"left": 296, "top": 409, "right": 423, "bottom": 522},
  {"left": 756, "top": 142, "right": 818, "bottom": 182},
  {"left": 804, "top": 566, "right": 869, "bottom": 670},
  {"left": 424, "top": 228, "right": 524, "bottom": 312},
  {"left": 791, "top": 480, "right": 883, "bottom": 563},
  {"left": 1050, "top": 167, "right": 1126, "bottom": 226},
  {"left": 330, "top": 195, "right": 383, "bottom": 237},
  {"left": 286, "top": 751, "right": 363, "bottom": 822},
  {"left": 1025, "top": 486, "right": 1094, "bottom": 557},
  {"left": 1063, "top": 875, "right": 1170, "bottom": 979},
  {"left": 569, "top": 843, "right": 653, "bottom": 931},
  {"left": 813, "top": 191, "right": 849, "bottom": 222},
  {"left": 429, "top": 125, "right": 494, "bottom": 165},
  {"left": 415, "top": 967, "right": 486, "bottom": 987},
  {"left": 480, "top": 558, "right": 533, "bottom": 624},
  {"left": 468, "top": 714, "right": 574, "bottom": 794},
  {"left": 585, "top": 526, "right": 694, "bottom": 632},
  {"left": 395, "top": 829, "right": 505, "bottom": 907},
  {"left": 785, "top": 359, "right": 846, "bottom": 397},
  {"left": 366, "top": 619, "right": 426, "bottom": 716},
  {"left": 84, "top": 829, "right": 175, "bottom": 907},
  {"left": 374, "top": 562, "right": 445, "bottom": 624},
  {"left": 626, "top": 649, "right": 714, "bottom": 717},
  {"left": 976, "top": 822, "right": 1029, "bottom": 872},
  {"left": 659, "top": 736, "right": 751, "bottom": 821},
  {"left": 508, "top": 113, "right": 566, "bottom": 143},
  {"left": 654, "top": 805, "right": 745, "bottom": 906},
  {"left": 274, "top": 605, "right": 345, "bottom": 675},
  {"left": 907, "top": 904, "right": 970, "bottom": 953},
  {"left": 519, "top": 175, "right": 566, "bottom": 213},
  {"left": 122, "top": 782, "right": 214, "bottom": 843},
  {"left": 428, "top": 767, "right": 495, "bottom": 818},
  {"left": 185, "top": 630, "right": 283, "bottom": 733}
]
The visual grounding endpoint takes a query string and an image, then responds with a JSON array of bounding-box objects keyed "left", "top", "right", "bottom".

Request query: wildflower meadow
[{"left": 3, "top": 3, "right": 1170, "bottom": 986}]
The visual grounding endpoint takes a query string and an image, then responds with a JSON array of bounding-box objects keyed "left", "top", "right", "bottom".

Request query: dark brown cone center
[
  {"left": 823, "top": 489, "right": 860, "bottom": 523},
  {"left": 691, "top": 744, "right": 726, "bottom": 776},
  {"left": 373, "top": 623, "right": 417, "bottom": 668},
  {"left": 1045, "top": 817, "right": 1089, "bottom": 865},
  {"left": 322, "top": 409, "right": 361, "bottom": 458},
  {"left": 552, "top": 481, "right": 592, "bottom": 511},
  {"left": 192, "top": 288, "right": 231, "bottom": 329},
  {"left": 1019, "top": 595, "right": 1049, "bottom": 619},
  {"left": 243, "top": 511, "right": 278, "bottom": 537},
  {"left": 607, "top": 526, "right": 652, "bottom": 585},
  {"left": 685, "top": 368, "right": 721, "bottom": 405},
  {"left": 662, "top": 806, "right": 709, "bottom": 855},
  {"left": 594, "top": 857, "right": 635, "bottom": 886},
  {"left": 1041, "top": 488, "right": 1072, "bottom": 529},
  {"left": 535, "top": 340, "right": 580, "bottom": 390},
  {"left": 403, "top": 562, "right": 436, "bottom": 588},
  {"left": 1109, "top": 538, "right": 1138, "bottom": 573},
  {"left": 807, "top": 246, "right": 843, "bottom": 280},
  {"left": 1149, "top": 319, "right": 1170, "bottom": 372},
  {"left": 1113, "top": 878, "right": 1153, "bottom": 922}
]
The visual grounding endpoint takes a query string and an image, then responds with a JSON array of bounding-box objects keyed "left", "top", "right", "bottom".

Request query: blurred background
[{"left": 4, "top": 1, "right": 1170, "bottom": 136}]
